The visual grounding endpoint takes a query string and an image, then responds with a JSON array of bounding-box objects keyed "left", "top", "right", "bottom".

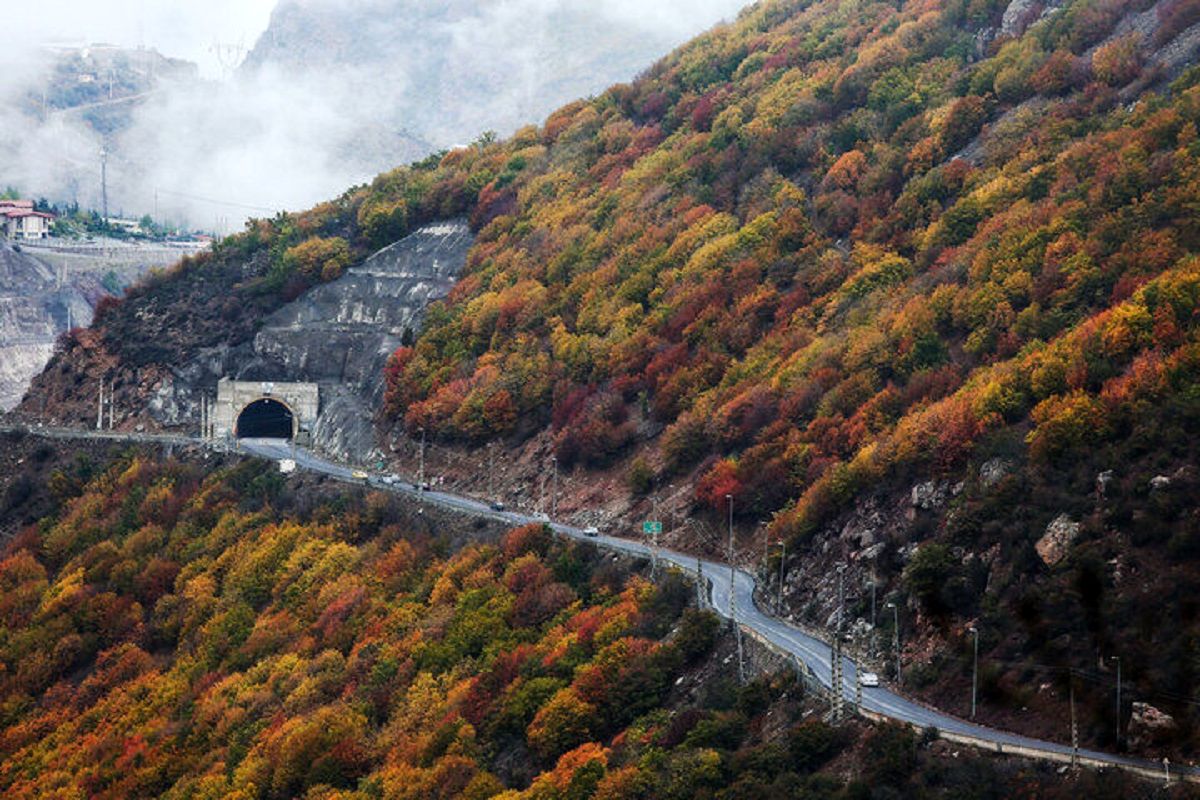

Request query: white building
[{"left": 0, "top": 200, "right": 55, "bottom": 240}]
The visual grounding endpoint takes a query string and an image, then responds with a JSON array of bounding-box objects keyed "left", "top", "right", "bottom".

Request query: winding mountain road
[
  {"left": 235, "top": 437, "right": 1189, "bottom": 782},
  {"left": 0, "top": 422, "right": 1184, "bottom": 781}
]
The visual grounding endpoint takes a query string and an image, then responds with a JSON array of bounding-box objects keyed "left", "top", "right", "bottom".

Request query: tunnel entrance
[{"left": 236, "top": 398, "right": 295, "bottom": 440}]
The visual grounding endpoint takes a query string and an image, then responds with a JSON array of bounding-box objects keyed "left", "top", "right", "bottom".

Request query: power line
[{"left": 153, "top": 188, "right": 280, "bottom": 214}]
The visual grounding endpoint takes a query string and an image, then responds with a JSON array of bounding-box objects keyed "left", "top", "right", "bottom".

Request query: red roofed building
[{"left": 0, "top": 200, "right": 55, "bottom": 240}]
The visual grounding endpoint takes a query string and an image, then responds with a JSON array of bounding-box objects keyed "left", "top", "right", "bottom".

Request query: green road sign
[{"left": 643, "top": 521, "right": 663, "bottom": 535}]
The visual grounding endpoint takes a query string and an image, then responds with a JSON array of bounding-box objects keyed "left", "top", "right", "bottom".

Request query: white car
[
  {"left": 860, "top": 672, "right": 880, "bottom": 688},
  {"left": 583, "top": 526, "right": 599, "bottom": 538}
]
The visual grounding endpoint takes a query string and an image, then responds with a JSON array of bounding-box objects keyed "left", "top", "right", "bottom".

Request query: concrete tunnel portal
[
  {"left": 208, "top": 380, "right": 320, "bottom": 444},
  {"left": 235, "top": 398, "right": 296, "bottom": 440}
]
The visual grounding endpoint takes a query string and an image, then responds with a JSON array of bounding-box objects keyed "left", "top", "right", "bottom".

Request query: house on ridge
[{"left": 0, "top": 200, "right": 56, "bottom": 240}]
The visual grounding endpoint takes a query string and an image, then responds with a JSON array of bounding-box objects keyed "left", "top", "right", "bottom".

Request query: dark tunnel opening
[{"left": 236, "top": 398, "right": 295, "bottom": 440}]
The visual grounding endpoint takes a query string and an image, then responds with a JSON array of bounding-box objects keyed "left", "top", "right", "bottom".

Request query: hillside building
[{"left": 0, "top": 200, "right": 55, "bottom": 240}]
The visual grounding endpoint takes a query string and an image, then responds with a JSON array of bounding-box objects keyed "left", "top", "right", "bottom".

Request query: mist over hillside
[{"left": 0, "top": 0, "right": 747, "bottom": 230}]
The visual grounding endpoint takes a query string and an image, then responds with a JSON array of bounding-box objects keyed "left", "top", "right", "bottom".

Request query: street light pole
[
  {"left": 418, "top": 427, "right": 426, "bottom": 490},
  {"left": 870, "top": 579, "right": 877, "bottom": 627},
  {"left": 487, "top": 442, "right": 495, "bottom": 500},
  {"left": 666, "top": 483, "right": 675, "bottom": 531},
  {"left": 776, "top": 539, "right": 786, "bottom": 615},
  {"left": 968, "top": 626, "right": 979, "bottom": 719},
  {"left": 726, "top": 494, "right": 735, "bottom": 623},
  {"left": 1111, "top": 655, "right": 1122, "bottom": 745},
  {"left": 887, "top": 602, "right": 901, "bottom": 686},
  {"left": 551, "top": 455, "right": 559, "bottom": 518}
]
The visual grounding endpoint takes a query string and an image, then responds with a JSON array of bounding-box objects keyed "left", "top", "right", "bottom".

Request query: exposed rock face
[
  {"left": 1036, "top": 514, "right": 1080, "bottom": 567},
  {"left": 0, "top": 244, "right": 92, "bottom": 411},
  {"left": 980, "top": 458, "right": 1011, "bottom": 489},
  {"left": 911, "top": 480, "right": 961, "bottom": 511},
  {"left": 147, "top": 221, "right": 474, "bottom": 461},
  {"left": 1128, "top": 702, "right": 1177, "bottom": 749}
]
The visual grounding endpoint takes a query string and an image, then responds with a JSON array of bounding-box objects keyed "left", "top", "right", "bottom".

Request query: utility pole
[
  {"left": 96, "top": 382, "right": 104, "bottom": 430},
  {"left": 726, "top": 494, "right": 735, "bottom": 626},
  {"left": 870, "top": 579, "right": 877, "bottom": 627},
  {"left": 417, "top": 427, "right": 426, "bottom": 490},
  {"left": 777, "top": 539, "right": 786, "bottom": 615},
  {"left": 666, "top": 483, "right": 675, "bottom": 531},
  {"left": 108, "top": 378, "right": 115, "bottom": 429},
  {"left": 761, "top": 521, "right": 769, "bottom": 575},
  {"left": 551, "top": 455, "right": 559, "bottom": 518},
  {"left": 832, "top": 564, "right": 846, "bottom": 721},
  {"left": 887, "top": 601, "right": 901, "bottom": 686},
  {"left": 969, "top": 626, "right": 979, "bottom": 719},
  {"left": 487, "top": 442, "right": 495, "bottom": 500},
  {"left": 537, "top": 465, "right": 546, "bottom": 516},
  {"left": 1111, "top": 655, "right": 1122, "bottom": 746},
  {"left": 650, "top": 490, "right": 660, "bottom": 581},
  {"left": 726, "top": 493, "right": 744, "bottom": 683},
  {"left": 1070, "top": 674, "right": 1079, "bottom": 771},
  {"left": 100, "top": 148, "right": 109, "bottom": 227},
  {"left": 200, "top": 394, "right": 206, "bottom": 439}
]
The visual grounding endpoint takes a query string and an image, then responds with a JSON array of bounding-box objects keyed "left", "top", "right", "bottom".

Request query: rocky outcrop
[
  {"left": 145, "top": 221, "right": 474, "bottom": 460},
  {"left": 0, "top": 244, "right": 93, "bottom": 410},
  {"left": 979, "top": 458, "right": 1011, "bottom": 490},
  {"left": 1035, "top": 514, "right": 1080, "bottom": 567},
  {"left": 1128, "top": 702, "right": 1177, "bottom": 749}
]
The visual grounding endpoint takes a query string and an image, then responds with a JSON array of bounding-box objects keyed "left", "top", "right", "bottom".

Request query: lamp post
[
  {"left": 666, "top": 483, "right": 675, "bottom": 531},
  {"left": 776, "top": 539, "right": 786, "bottom": 615},
  {"left": 487, "top": 442, "right": 495, "bottom": 500},
  {"left": 968, "top": 626, "right": 979, "bottom": 719},
  {"left": 886, "top": 602, "right": 901, "bottom": 686},
  {"left": 726, "top": 494, "right": 735, "bottom": 623},
  {"left": 1111, "top": 655, "right": 1122, "bottom": 745},
  {"left": 869, "top": 579, "right": 877, "bottom": 627},
  {"left": 551, "top": 455, "right": 559, "bottom": 518},
  {"left": 418, "top": 427, "right": 426, "bottom": 490}
]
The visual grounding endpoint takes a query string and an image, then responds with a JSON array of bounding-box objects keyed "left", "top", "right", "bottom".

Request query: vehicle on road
[
  {"left": 583, "top": 526, "right": 600, "bottom": 537},
  {"left": 860, "top": 672, "right": 880, "bottom": 687},
  {"left": 490, "top": 500, "right": 507, "bottom": 511},
  {"left": 351, "top": 470, "right": 369, "bottom": 480},
  {"left": 279, "top": 459, "right": 297, "bottom": 474}
]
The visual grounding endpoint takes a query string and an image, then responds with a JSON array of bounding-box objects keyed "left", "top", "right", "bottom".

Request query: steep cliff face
[
  {"left": 144, "top": 221, "right": 473, "bottom": 459},
  {"left": 0, "top": 245, "right": 92, "bottom": 411}
]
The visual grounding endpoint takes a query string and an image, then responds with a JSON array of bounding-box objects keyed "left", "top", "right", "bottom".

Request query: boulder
[
  {"left": 980, "top": 458, "right": 1011, "bottom": 489},
  {"left": 1035, "top": 514, "right": 1079, "bottom": 567},
  {"left": 1128, "top": 702, "right": 1177, "bottom": 749},
  {"left": 1150, "top": 475, "right": 1172, "bottom": 492},
  {"left": 911, "top": 480, "right": 950, "bottom": 510}
]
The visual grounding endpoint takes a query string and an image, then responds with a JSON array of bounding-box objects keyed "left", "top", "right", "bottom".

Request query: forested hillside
[
  {"left": 0, "top": 439, "right": 1177, "bottom": 798},
  {"left": 19, "top": 0, "right": 1200, "bottom": 757}
]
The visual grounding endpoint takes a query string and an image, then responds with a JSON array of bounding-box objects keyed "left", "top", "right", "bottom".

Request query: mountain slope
[
  {"left": 1, "top": 440, "right": 1172, "bottom": 798},
  {"left": 17, "top": 0, "right": 1200, "bottom": 757}
]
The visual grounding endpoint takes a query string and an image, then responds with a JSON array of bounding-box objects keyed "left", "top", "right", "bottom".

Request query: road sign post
[{"left": 644, "top": 521, "right": 662, "bottom": 578}]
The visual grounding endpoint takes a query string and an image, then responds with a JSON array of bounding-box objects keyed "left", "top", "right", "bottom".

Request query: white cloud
[{"left": 0, "top": 0, "right": 276, "bottom": 78}]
